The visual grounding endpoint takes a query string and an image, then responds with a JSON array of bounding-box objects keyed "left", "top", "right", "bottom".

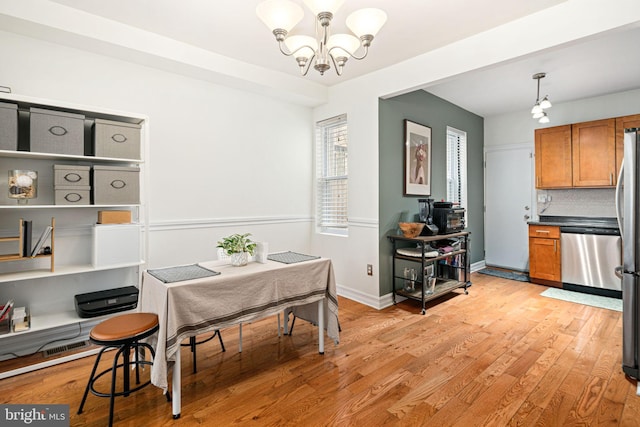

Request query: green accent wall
[{"left": 378, "top": 90, "right": 484, "bottom": 296}]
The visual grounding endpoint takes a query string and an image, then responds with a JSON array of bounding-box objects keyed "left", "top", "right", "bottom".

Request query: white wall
[{"left": 0, "top": 30, "right": 315, "bottom": 268}]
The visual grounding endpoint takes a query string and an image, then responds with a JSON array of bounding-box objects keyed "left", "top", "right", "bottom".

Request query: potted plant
[{"left": 217, "top": 233, "right": 257, "bottom": 266}]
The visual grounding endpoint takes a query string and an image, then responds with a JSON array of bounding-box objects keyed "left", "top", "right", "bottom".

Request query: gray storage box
[
  {"left": 93, "top": 165, "right": 140, "bottom": 205},
  {"left": 54, "top": 165, "right": 91, "bottom": 186},
  {"left": 0, "top": 102, "right": 18, "bottom": 151},
  {"left": 30, "top": 107, "right": 85, "bottom": 155},
  {"left": 55, "top": 185, "right": 91, "bottom": 205},
  {"left": 94, "top": 119, "right": 141, "bottom": 159}
]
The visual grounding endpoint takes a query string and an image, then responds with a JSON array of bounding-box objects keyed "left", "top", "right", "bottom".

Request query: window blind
[
  {"left": 446, "top": 126, "right": 468, "bottom": 211},
  {"left": 316, "top": 114, "right": 348, "bottom": 235}
]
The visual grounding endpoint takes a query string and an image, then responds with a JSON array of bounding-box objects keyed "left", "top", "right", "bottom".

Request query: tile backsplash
[{"left": 536, "top": 188, "right": 616, "bottom": 218}]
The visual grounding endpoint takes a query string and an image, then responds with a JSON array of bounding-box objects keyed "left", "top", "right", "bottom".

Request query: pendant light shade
[
  {"left": 256, "top": 0, "right": 304, "bottom": 32},
  {"left": 284, "top": 35, "right": 318, "bottom": 59},
  {"left": 346, "top": 8, "right": 388, "bottom": 38},
  {"left": 328, "top": 34, "right": 361, "bottom": 58},
  {"left": 302, "top": 0, "right": 345, "bottom": 15}
]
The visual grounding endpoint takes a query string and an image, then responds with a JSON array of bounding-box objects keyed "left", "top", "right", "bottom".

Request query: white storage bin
[{"left": 93, "top": 224, "right": 141, "bottom": 267}]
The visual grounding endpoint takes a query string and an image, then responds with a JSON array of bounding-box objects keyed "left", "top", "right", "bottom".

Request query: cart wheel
[
  {"left": 464, "top": 289, "right": 469, "bottom": 295},
  {"left": 421, "top": 309, "right": 426, "bottom": 315}
]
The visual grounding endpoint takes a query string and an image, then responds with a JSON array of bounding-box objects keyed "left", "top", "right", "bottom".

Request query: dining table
[{"left": 139, "top": 254, "right": 339, "bottom": 419}]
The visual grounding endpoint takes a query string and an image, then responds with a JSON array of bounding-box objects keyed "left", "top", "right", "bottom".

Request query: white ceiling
[{"left": 45, "top": 0, "right": 640, "bottom": 117}]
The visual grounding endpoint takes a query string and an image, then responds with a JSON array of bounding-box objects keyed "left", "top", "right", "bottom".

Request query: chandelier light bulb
[{"left": 532, "top": 110, "right": 544, "bottom": 119}]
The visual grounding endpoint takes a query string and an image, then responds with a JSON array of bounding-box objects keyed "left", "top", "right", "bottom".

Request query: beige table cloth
[{"left": 140, "top": 257, "right": 339, "bottom": 391}]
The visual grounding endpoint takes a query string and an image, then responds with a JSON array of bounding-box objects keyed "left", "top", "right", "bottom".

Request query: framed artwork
[{"left": 404, "top": 119, "right": 432, "bottom": 196}]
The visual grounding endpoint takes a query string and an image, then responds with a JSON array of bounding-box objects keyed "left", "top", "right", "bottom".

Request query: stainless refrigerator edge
[{"left": 617, "top": 128, "right": 640, "bottom": 380}]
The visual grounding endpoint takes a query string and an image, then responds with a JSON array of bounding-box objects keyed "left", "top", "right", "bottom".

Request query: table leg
[
  {"left": 283, "top": 310, "right": 289, "bottom": 335},
  {"left": 172, "top": 349, "right": 181, "bottom": 419},
  {"left": 318, "top": 299, "right": 324, "bottom": 355}
]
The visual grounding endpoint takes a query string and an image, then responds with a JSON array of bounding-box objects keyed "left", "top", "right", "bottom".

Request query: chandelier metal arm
[{"left": 328, "top": 53, "right": 344, "bottom": 76}]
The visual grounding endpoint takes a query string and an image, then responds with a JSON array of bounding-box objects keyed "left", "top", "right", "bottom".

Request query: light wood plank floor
[{"left": 1, "top": 272, "right": 640, "bottom": 426}]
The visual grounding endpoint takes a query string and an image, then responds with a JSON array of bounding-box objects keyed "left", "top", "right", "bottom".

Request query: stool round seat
[
  {"left": 78, "top": 312, "right": 163, "bottom": 427},
  {"left": 91, "top": 312, "right": 159, "bottom": 343}
]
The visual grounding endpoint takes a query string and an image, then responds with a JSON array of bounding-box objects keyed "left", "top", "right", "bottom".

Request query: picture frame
[{"left": 404, "top": 119, "right": 432, "bottom": 196}]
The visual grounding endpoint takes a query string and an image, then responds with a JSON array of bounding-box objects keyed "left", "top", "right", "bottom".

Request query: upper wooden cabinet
[
  {"left": 571, "top": 118, "right": 616, "bottom": 187},
  {"left": 616, "top": 114, "right": 640, "bottom": 178},
  {"left": 534, "top": 116, "right": 637, "bottom": 189},
  {"left": 535, "top": 125, "right": 572, "bottom": 188}
]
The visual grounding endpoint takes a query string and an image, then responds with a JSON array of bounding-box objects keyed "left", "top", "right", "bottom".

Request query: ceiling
[{"left": 45, "top": 0, "right": 640, "bottom": 117}]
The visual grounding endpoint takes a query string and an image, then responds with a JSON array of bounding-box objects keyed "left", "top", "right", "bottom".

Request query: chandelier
[
  {"left": 531, "top": 72, "right": 552, "bottom": 123},
  {"left": 256, "top": 0, "right": 387, "bottom": 76}
]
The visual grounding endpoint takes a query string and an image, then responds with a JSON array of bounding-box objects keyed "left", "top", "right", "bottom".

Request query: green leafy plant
[{"left": 217, "top": 233, "right": 257, "bottom": 255}]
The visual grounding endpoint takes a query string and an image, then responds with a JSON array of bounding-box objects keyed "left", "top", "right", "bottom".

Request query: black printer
[{"left": 74, "top": 286, "right": 139, "bottom": 318}]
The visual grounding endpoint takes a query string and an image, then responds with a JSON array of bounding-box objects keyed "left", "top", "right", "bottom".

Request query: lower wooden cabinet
[{"left": 528, "top": 225, "right": 562, "bottom": 287}]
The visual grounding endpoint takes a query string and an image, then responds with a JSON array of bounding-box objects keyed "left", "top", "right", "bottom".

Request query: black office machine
[
  {"left": 74, "top": 286, "right": 139, "bottom": 318},
  {"left": 432, "top": 202, "right": 466, "bottom": 234}
]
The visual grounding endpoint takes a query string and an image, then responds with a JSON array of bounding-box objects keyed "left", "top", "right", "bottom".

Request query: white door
[{"left": 484, "top": 145, "right": 534, "bottom": 271}]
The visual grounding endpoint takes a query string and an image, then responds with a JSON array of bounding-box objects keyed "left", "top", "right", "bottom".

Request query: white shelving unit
[{"left": 0, "top": 93, "right": 148, "bottom": 373}]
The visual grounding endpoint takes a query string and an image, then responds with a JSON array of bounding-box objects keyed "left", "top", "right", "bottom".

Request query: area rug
[
  {"left": 478, "top": 268, "right": 529, "bottom": 282},
  {"left": 540, "top": 288, "right": 622, "bottom": 312}
]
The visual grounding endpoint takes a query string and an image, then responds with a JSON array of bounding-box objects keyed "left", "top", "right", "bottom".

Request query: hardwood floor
[{"left": 1, "top": 272, "right": 640, "bottom": 426}]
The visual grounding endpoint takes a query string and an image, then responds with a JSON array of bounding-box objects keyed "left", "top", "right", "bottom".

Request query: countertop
[{"left": 528, "top": 215, "right": 619, "bottom": 230}]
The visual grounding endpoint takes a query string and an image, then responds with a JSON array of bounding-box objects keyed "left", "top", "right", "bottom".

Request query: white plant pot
[{"left": 230, "top": 251, "right": 249, "bottom": 266}]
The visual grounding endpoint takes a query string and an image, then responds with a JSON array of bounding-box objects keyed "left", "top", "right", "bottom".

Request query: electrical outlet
[{"left": 367, "top": 264, "right": 373, "bottom": 276}]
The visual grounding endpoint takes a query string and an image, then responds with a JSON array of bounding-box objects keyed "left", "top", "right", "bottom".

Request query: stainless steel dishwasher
[{"left": 560, "top": 226, "right": 622, "bottom": 292}]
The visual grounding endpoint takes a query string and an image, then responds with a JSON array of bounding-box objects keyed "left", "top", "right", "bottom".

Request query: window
[
  {"left": 446, "top": 127, "right": 467, "bottom": 211},
  {"left": 316, "top": 114, "right": 348, "bottom": 236}
]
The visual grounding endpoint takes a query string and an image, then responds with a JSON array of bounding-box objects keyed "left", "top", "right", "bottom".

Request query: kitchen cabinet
[
  {"left": 528, "top": 225, "right": 561, "bottom": 287},
  {"left": 534, "top": 117, "right": 636, "bottom": 189},
  {"left": 0, "top": 93, "right": 147, "bottom": 375},
  {"left": 572, "top": 119, "right": 616, "bottom": 187},
  {"left": 616, "top": 114, "right": 640, "bottom": 178},
  {"left": 534, "top": 125, "right": 572, "bottom": 188},
  {"left": 388, "top": 231, "right": 471, "bottom": 315}
]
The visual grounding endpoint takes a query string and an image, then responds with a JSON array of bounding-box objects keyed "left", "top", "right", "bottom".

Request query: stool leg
[
  {"left": 78, "top": 347, "right": 107, "bottom": 414},
  {"left": 190, "top": 336, "right": 197, "bottom": 374},
  {"left": 122, "top": 345, "right": 131, "bottom": 397},
  {"left": 134, "top": 343, "right": 142, "bottom": 385},
  {"left": 215, "top": 330, "right": 226, "bottom": 352},
  {"left": 110, "top": 347, "right": 125, "bottom": 427}
]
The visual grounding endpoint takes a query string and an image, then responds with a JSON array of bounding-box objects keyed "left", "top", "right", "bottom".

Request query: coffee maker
[{"left": 417, "top": 198, "right": 439, "bottom": 236}]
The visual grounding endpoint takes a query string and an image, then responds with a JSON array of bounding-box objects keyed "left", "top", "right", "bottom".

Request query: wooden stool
[{"left": 78, "top": 312, "right": 161, "bottom": 426}]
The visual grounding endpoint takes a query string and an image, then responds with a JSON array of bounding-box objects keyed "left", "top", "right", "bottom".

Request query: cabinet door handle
[
  {"left": 554, "top": 240, "right": 557, "bottom": 253},
  {"left": 536, "top": 230, "right": 550, "bottom": 234},
  {"left": 610, "top": 173, "right": 613, "bottom": 185}
]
